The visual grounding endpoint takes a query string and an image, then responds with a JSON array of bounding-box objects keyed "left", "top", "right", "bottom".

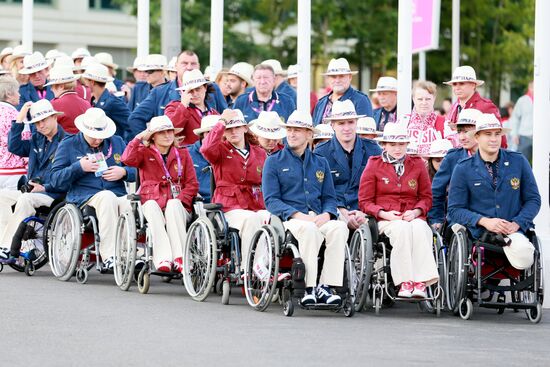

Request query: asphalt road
[{"left": 1, "top": 267, "right": 549, "bottom": 367}]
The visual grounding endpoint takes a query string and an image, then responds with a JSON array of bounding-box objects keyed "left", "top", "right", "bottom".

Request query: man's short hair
[
  {"left": 177, "top": 50, "right": 198, "bottom": 59},
  {"left": 253, "top": 64, "right": 275, "bottom": 75}
]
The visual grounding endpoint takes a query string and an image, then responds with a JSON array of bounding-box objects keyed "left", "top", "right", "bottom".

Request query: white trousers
[
  {"left": 0, "top": 175, "right": 24, "bottom": 190},
  {"left": 0, "top": 190, "right": 54, "bottom": 247},
  {"left": 503, "top": 232, "right": 534, "bottom": 270},
  {"left": 85, "top": 191, "right": 131, "bottom": 261},
  {"left": 284, "top": 217, "right": 349, "bottom": 287},
  {"left": 378, "top": 219, "right": 439, "bottom": 286},
  {"left": 142, "top": 199, "right": 188, "bottom": 268},
  {"left": 224, "top": 209, "right": 270, "bottom": 271}
]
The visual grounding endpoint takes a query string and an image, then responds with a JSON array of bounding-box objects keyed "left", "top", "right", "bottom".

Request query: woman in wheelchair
[
  {"left": 121, "top": 115, "right": 198, "bottom": 273},
  {"left": 358, "top": 123, "right": 439, "bottom": 298},
  {"left": 200, "top": 108, "right": 269, "bottom": 274}
]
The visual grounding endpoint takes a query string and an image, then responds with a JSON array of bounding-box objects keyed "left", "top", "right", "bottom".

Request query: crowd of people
[{"left": 0, "top": 45, "right": 540, "bottom": 308}]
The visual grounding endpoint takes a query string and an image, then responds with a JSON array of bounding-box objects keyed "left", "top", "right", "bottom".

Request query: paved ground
[{"left": 1, "top": 267, "right": 549, "bottom": 367}]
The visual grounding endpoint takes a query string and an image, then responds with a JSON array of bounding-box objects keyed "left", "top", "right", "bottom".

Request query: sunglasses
[{"left": 145, "top": 69, "right": 162, "bottom": 74}]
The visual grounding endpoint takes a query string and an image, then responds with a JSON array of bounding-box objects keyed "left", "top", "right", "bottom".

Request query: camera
[{"left": 20, "top": 177, "right": 42, "bottom": 193}]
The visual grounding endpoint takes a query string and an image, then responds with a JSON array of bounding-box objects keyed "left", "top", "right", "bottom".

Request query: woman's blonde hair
[
  {"left": 0, "top": 75, "right": 19, "bottom": 102},
  {"left": 412, "top": 80, "right": 437, "bottom": 96}
]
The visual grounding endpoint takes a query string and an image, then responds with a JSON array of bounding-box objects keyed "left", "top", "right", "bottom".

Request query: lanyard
[
  {"left": 193, "top": 106, "right": 214, "bottom": 119},
  {"left": 92, "top": 143, "right": 113, "bottom": 159},
  {"left": 36, "top": 88, "right": 47, "bottom": 100},
  {"left": 151, "top": 145, "right": 182, "bottom": 181},
  {"left": 248, "top": 91, "right": 278, "bottom": 113}
]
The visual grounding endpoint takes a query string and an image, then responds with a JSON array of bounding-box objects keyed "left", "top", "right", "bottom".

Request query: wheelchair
[
  {"left": 244, "top": 216, "right": 355, "bottom": 317},
  {"left": 446, "top": 224, "right": 544, "bottom": 323},
  {"left": 349, "top": 216, "right": 446, "bottom": 316},
  {"left": 113, "top": 194, "right": 216, "bottom": 295},
  {"left": 47, "top": 203, "right": 107, "bottom": 284}
]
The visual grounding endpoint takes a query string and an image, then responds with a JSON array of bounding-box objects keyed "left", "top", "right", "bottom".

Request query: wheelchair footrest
[
  {"left": 299, "top": 303, "right": 341, "bottom": 311},
  {"left": 479, "top": 301, "right": 539, "bottom": 310},
  {"left": 485, "top": 275, "right": 534, "bottom": 292}
]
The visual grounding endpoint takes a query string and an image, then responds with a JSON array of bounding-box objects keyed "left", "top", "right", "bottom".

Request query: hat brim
[
  {"left": 5, "top": 54, "right": 28, "bottom": 65},
  {"left": 44, "top": 74, "right": 81, "bottom": 86},
  {"left": 137, "top": 66, "right": 168, "bottom": 72},
  {"left": 126, "top": 66, "right": 137, "bottom": 72},
  {"left": 100, "top": 62, "right": 119, "bottom": 70},
  {"left": 142, "top": 126, "right": 183, "bottom": 142},
  {"left": 193, "top": 126, "right": 215, "bottom": 136},
  {"left": 322, "top": 71, "right": 358, "bottom": 76},
  {"left": 325, "top": 113, "right": 366, "bottom": 121},
  {"left": 357, "top": 130, "right": 382, "bottom": 136},
  {"left": 375, "top": 137, "right": 411, "bottom": 143},
  {"left": 82, "top": 73, "right": 115, "bottom": 83},
  {"left": 443, "top": 79, "right": 484, "bottom": 86},
  {"left": 18, "top": 59, "right": 54, "bottom": 75},
  {"left": 467, "top": 127, "right": 511, "bottom": 138},
  {"left": 226, "top": 71, "right": 253, "bottom": 86},
  {"left": 176, "top": 80, "right": 209, "bottom": 92},
  {"left": 29, "top": 111, "right": 64, "bottom": 123},
  {"left": 249, "top": 124, "right": 287, "bottom": 140},
  {"left": 279, "top": 122, "right": 320, "bottom": 135},
  {"left": 369, "top": 87, "right": 398, "bottom": 92},
  {"left": 74, "top": 116, "right": 117, "bottom": 139}
]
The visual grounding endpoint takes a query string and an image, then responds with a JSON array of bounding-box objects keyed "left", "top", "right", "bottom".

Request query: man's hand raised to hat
[
  {"left": 16, "top": 102, "right": 33, "bottom": 123},
  {"left": 219, "top": 109, "right": 238, "bottom": 126},
  {"left": 180, "top": 90, "right": 192, "bottom": 108},
  {"left": 135, "top": 129, "right": 149, "bottom": 141},
  {"left": 102, "top": 166, "right": 126, "bottom": 181}
]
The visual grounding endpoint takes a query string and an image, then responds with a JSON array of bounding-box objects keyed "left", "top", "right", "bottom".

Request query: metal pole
[
  {"left": 452, "top": 0, "right": 460, "bottom": 72},
  {"left": 397, "top": 0, "right": 413, "bottom": 118},
  {"left": 137, "top": 0, "right": 150, "bottom": 57},
  {"left": 209, "top": 0, "right": 224, "bottom": 76},
  {"left": 533, "top": 0, "right": 550, "bottom": 308},
  {"left": 22, "top": 0, "right": 33, "bottom": 51},
  {"left": 296, "top": 0, "right": 311, "bottom": 113},
  {"left": 419, "top": 51, "right": 426, "bottom": 81},
  {"left": 161, "top": 0, "right": 181, "bottom": 59}
]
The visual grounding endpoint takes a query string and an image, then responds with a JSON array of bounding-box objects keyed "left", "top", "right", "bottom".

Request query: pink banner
[{"left": 412, "top": 0, "right": 440, "bottom": 53}]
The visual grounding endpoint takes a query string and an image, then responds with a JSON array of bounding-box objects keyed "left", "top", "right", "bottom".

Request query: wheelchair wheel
[
  {"left": 419, "top": 232, "right": 446, "bottom": 314},
  {"left": 447, "top": 227, "right": 469, "bottom": 314},
  {"left": 221, "top": 279, "right": 230, "bottom": 305},
  {"left": 182, "top": 217, "right": 217, "bottom": 302},
  {"left": 522, "top": 243, "right": 544, "bottom": 324},
  {"left": 342, "top": 246, "right": 356, "bottom": 317},
  {"left": 48, "top": 204, "right": 82, "bottom": 281},
  {"left": 349, "top": 225, "right": 373, "bottom": 313},
  {"left": 114, "top": 211, "right": 137, "bottom": 291},
  {"left": 244, "top": 225, "right": 280, "bottom": 312},
  {"left": 8, "top": 217, "right": 48, "bottom": 273}
]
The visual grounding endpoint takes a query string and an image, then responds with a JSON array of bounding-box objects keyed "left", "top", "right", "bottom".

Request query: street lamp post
[
  {"left": 296, "top": 0, "right": 311, "bottom": 113},
  {"left": 397, "top": 0, "right": 413, "bottom": 118},
  {"left": 209, "top": 0, "right": 224, "bottom": 76},
  {"left": 22, "top": 0, "right": 33, "bottom": 51},
  {"left": 137, "top": 0, "right": 150, "bottom": 57}
]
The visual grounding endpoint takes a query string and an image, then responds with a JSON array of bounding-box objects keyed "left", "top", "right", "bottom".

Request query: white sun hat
[
  {"left": 71, "top": 47, "right": 91, "bottom": 60},
  {"left": 313, "top": 123, "right": 335, "bottom": 140},
  {"left": 375, "top": 122, "right": 411, "bottom": 143},
  {"left": 167, "top": 56, "right": 177, "bottom": 72},
  {"left": 356, "top": 117, "right": 381, "bottom": 135},
  {"left": 94, "top": 52, "right": 118, "bottom": 70},
  {"left": 324, "top": 100, "right": 365, "bottom": 121},
  {"left": 369, "top": 76, "right": 398, "bottom": 92},
  {"left": 0, "top": 47, "right": 13, "bottom": 63},
  {"left": 6, "top": 45, "right": 32, "bottom": 64},
  {"left": 261, "top": 59, "right": 286, "bottom": 76},
  {"left": 281, "top": 110, "right": 320, "bottom": 134},
  {"left": 138, "top": 54, "right": 168, "bottom": 72},
  {"left": 45, "top": 49, "right": 67, "bottom": 62},
  {"left": 225, "top": 109, "right": 248, "bottom": 129},
  {"left": 28, "top": 99, "right": 64, "bottom": 123},
  {"left": 322, "top": 58, "right": 358, "bottom": 76},
  {"left": 74, "top": 108, "right": 116, "bottom": 139},
  {"left": 176, "top": 69, "right": 209, "bottom": 92},
  {"left": 444, "top": 65, "right": 484, "bottom": 86},
  {"left": 44, "top": 65, "right": 81, "bottom": 86},
  {"left": 142, "top": 115, "right": 183, "bottom": 141},
  {"left": 126, "top": 56, "right": 147, "bottom": 72},
  {"left": 77, "top": 56, "right": 98, "bottom": 71},
  {"left": 249, "top": 111, "right": 286, "bottom": 140},
  {"left": 194, "top": 115, "right": 220, "bottom": 136},
  {"left": 468, "top": 113, "right": 510, "bottom": 137},
  {"left": 227, "top": 62, "right": 254, "bottom": 86},
  {"left": 52, "top": 55, "right": 76, "bottom": 69},
  {"left": 18, "top": 52, "right": 53, "bottom": 75},
  {"left": 82, "top": 63, "right": 114, "bottom": 83},
  {"left": 287, "top": 64, "right": 298, "bottom": 79},
  {"left": 425, "top": 139, "right": 454, "bottom": 158},
  {"left": 455, "top": 108, "right": 482, "bottom": 126}
]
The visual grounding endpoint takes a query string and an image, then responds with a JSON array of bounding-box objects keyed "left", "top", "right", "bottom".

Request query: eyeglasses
[{"left": 145, "top": 69, "right": 161, "bottom": 74}]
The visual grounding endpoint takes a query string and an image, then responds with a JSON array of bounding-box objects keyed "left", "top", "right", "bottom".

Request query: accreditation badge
[
  {"left": 316, "top": 170, "right": 325, "bottom": 183},
  {"left": 510, "top": 177, "right": 520, "bottom": 190}
]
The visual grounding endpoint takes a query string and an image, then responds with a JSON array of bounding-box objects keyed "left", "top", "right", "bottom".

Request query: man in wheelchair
[
  {"left": 314, "top": 100, "right": 382, "bottom": 230},
  {"left": 447, "top": 113, "right": 541, "bottom": 271},
  {"left": 0, "top": 100, "right": 66, "bottom": 264},
  {"left": 49, "top": 108, "right": 136, "bottom": 270},
  {"left": 262, "top": 110, "right": 349, "bottom": 306}
]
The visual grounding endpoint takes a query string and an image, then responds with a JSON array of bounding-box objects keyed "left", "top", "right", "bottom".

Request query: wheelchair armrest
[
  {"left": 367, "top": 216, "right": 379, "bottom": 244},
  {"left": 193, "top": 195, "right": 204, "bottom": 203},
  {"left": 127, "top": 194, "right": 141, "bottom": 202},
  {"left": 81, "top": 205, "right": 97, "bottom": 219},
  {"left": 203, "top": 203, "right": 223, "bottom": 211}
]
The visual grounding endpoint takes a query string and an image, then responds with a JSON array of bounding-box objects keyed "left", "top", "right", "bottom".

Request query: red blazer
[
  {"left": 76, "top": 80, "right": 92, "bottom": 103},
  {"left": 164, "top": 101, "right": 219, "bottom": 146},
  {"left": 122, "top": 138, "right": 199, "bottom": 211},
  {"left": 200, "top": 122, "right": 266, "bottom": 212},
  {"left": 51, "top": 91, "right": 91, "bottom": 134},
  {"left": 358, "top": 155, "right": 432, "bottom": 221}
]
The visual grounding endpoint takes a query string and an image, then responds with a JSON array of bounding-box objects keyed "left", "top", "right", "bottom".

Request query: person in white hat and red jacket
[
  {"left": 200, "top": 109, "right": 270, "bottom": 273},
  {"left": 17, "top": 51, "right": 55, "bottom": 109},
  {"left": 248, "top": 111, "right": 286, "bottom": 155},
  {"left": 315, "top": 100, "right": 382, "bottom": 230},
  {"left": 46, "top": 65, "right": 91, "bottom": 134},
  {"left": 262, "top": 110, "right": 348, "bottom": 306},
  {"left": 370, "top": 76, "right": 398, "bottom": 132},
  {"left": 0, "top": 100, "right": 66, "bottom": 263},
  {"left": 448, "top": 113, "right": 540, "bottom": 270},
  {"left": 312, "top": 58, "right": 373, "bottom": 125},
  {"left": 188, "top": 115, "right": 219, "bottom": 203},
  {"left": 49, "top": 108, "right": 136, "bottom": 270},
  {"left": 82, "top": 63, "right": 130, "bottom": 139},
  {"left": 444, "top": 65, "right": 507, "bottom": 148},
  {"left": 165, "top": 69, "right": 220, "bottom": 147},
  {"left": 122, "top": 115, "right": 198, "bottom": 273},
  {"left": 359, "top": 122, "right": 439, "bottom": 298}
]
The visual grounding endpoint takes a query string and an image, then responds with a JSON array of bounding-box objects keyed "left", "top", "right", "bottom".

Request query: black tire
[
  {"left": 244, "top": 225, "right": 280, "bottom": 312},
  {"left": 9, "top": 218, "right": 48, "bottom": 273},
  {"left": 447, "top": 227, "right": 468, "bottom": 314}
]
